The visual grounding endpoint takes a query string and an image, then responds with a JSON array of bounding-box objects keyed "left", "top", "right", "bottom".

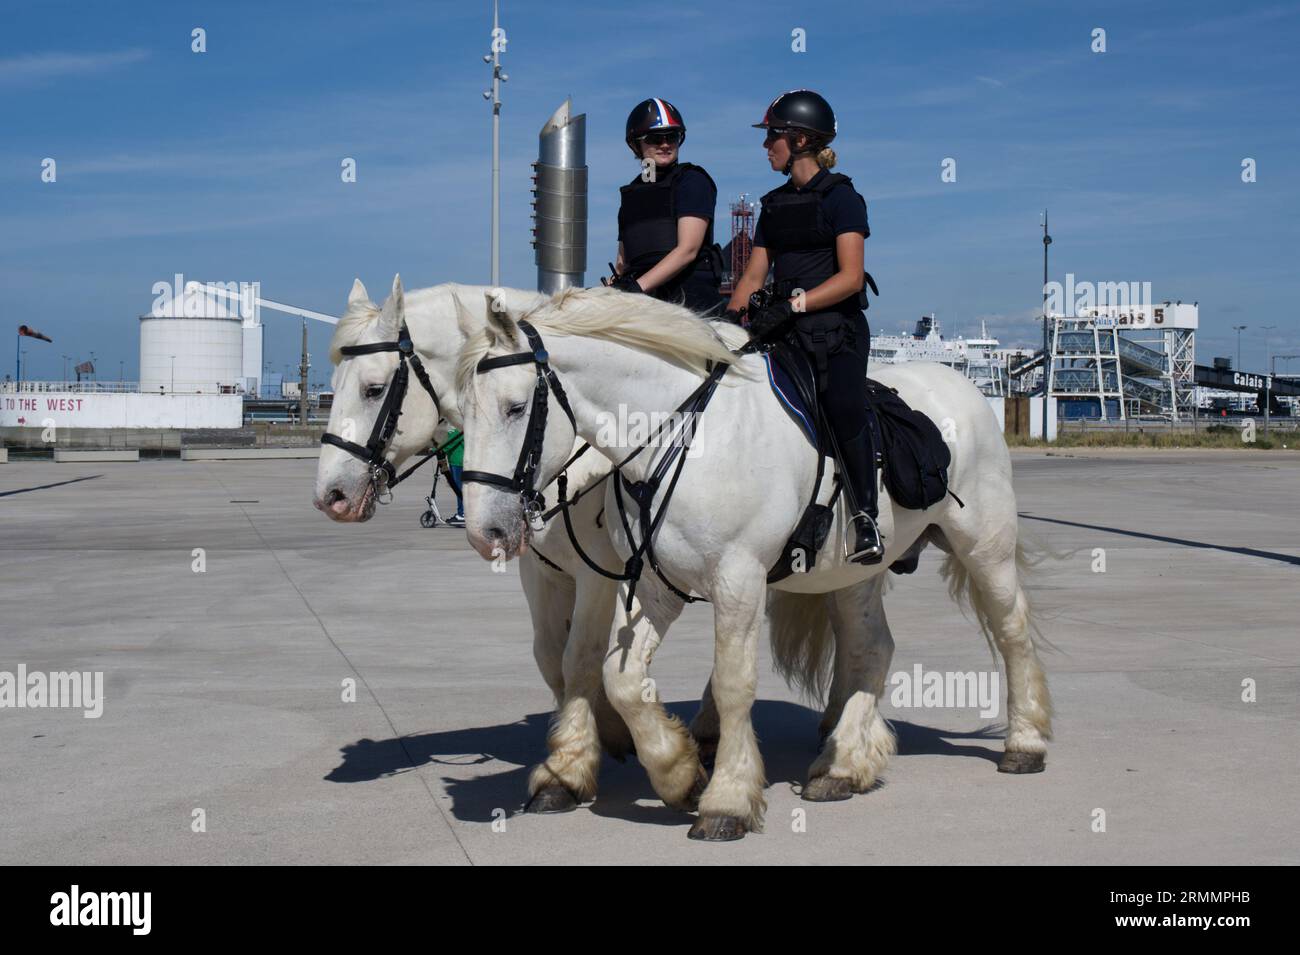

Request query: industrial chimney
[{"left": 532, "top": 99, "right": 587, "bottom": 294}]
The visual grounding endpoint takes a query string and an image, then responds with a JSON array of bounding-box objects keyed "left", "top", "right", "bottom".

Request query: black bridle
[
  {"left": 465, "top": 317, "right": 734, "bottom": 612},
  {"left": 461, "top": 320, "right": 577, "bottom": 528},
  {"left": 320, "top": 324, "right": 445, "bottom": 500}
]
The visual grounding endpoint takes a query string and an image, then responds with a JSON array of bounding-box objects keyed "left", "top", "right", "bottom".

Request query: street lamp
[
  {"left": 483, "top": 0, "right": 507, "bottom": 286},
  {"left": 1232, "top": 325, "right": 1247, "bottom": 369}
]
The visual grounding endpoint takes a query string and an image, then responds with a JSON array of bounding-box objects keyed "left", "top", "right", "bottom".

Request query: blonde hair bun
[{"left": 816, "top": 146, "right": 837, "bottom": 169}]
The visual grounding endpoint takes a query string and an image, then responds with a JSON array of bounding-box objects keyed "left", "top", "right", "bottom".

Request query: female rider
[
  {"left": 609, "top": 98, "right": 725, "bottom": 314},
  {"left": 725, "top": 89, "right": 883, "bottom": 564}
]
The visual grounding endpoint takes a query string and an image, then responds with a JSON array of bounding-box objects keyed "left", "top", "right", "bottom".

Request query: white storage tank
[{"left": 139, "top": 284, "right": 244, "bottom": 394}]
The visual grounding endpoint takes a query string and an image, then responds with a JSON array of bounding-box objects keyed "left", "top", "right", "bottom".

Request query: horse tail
[
  {"left": 936, "top": 530, "right": 1063, "bottom": 663},
  {"left": 767, "top": 589, "right": 835, "bottom": 704}
]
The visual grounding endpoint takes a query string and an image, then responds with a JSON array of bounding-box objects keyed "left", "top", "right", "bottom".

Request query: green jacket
[{"left": 444, "top": 429, "right": 464, "bottom": 467}]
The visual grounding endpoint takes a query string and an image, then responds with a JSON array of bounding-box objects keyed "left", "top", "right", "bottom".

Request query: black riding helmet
[
  {"left": 753, "top": 89, "right": 837, "bottom": 141},
  {"left": 754, "top": 90, "right": 836, "bottom": 173},
  {"left": 625, "top": 98, "right": 686, "bottom": 157}
]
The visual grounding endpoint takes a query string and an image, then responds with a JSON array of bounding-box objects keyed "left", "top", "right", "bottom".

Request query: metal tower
[
  {"left": 722, "top": 195, "right": 755, "bottom": 294},
  {"left": 532, "top": 99, "right": 587, "bottom": 294}
]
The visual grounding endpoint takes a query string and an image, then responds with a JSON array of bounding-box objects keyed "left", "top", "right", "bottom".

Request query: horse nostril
[{"left": 325, "top": 489, "right": 345, "bottom": 506}]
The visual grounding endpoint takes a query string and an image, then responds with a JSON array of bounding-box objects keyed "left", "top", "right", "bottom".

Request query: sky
[{"left": 2, "top": 0, "right": 1298, "bottom": 385}]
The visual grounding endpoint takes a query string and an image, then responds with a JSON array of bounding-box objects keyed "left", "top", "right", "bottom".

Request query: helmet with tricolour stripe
[{"left": 625, "top": 98, "right": 687, "bottom": 155}]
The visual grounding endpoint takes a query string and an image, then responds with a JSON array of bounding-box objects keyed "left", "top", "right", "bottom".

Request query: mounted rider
[
  {"left": 608, "top": 98, "right": 726, "bottom": 315},
  {"left": 724, "top": 89, "right": 884, "bottom": 565}
]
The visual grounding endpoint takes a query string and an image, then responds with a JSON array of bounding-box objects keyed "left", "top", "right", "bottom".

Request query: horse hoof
[
  {"left": 998, "top": 751, "right": 1046, "bottom": 774},
  {"left": 802, "top": 775, "right": 855, "bottom": 802},
  {"left": 687, "top": 815, "right": 747, "bottom": 842},
  {"left": 525, "top": 784, "right": 580, "bottom": 813}
]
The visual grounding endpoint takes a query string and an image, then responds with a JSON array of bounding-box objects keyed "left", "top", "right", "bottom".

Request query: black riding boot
[{"left": 836, "top": 425, "right": 884, "bottom": 564}]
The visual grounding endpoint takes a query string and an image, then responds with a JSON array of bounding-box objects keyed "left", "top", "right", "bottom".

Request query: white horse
[
  {"left": 313, "top": 278, "right": 900, "bottom": 816},
  {"left": 458, "top": 286, "right": 1053, "bottom": 841},
  {"left": 314, "top": 277, "right": 634, "bottom": 810}
]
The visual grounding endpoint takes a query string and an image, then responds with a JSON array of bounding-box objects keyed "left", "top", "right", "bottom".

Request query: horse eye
[
  {"left": 364, "top": 384, "right": 385, "bottom": 400},
  {"left": 506, "top": 402, "right": 527, "bottom": 418}
]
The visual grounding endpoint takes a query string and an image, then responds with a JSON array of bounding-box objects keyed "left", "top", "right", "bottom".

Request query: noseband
[
  {"left": 320, "top": 324, "right": 443, "bottom": 499},
  {"left": 460, "top": 320, "right": 576, "bottom": 526}
]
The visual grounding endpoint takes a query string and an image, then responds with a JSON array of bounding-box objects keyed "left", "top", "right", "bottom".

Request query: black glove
[
  {"left": 721, "top": 308, "right": 745, "bottom": 325},
  {"left": 608, "top": 273, "right": 643, "bottom": 294},
  {"left": 747, "top": 299, "right": 795, "bottom": 341}
]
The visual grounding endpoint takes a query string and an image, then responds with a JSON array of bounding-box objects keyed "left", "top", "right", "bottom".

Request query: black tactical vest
[
  {"left": 759, "top": 172, "right": 863, "bottom": 311},
  {"left": 619, "top": 162, "right": 717, "bottom": 281}
]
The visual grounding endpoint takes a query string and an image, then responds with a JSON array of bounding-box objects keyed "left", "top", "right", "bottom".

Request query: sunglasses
[{"left": 641, "top": 130, "right": 683, "bottom": 146}]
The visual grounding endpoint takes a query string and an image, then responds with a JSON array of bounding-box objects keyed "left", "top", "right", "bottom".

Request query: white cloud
[{"left": 0, "top": 49, "right": 149, "bottom": 86}]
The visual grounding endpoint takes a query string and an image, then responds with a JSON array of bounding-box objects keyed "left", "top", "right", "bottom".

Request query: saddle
[{"left": 764, "top": 340, "right": 956, "bottom": 583}]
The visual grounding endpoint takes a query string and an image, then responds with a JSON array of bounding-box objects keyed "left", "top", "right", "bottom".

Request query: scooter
[{"left": 419, "top": 455, "right": 463, "bottom": 528}]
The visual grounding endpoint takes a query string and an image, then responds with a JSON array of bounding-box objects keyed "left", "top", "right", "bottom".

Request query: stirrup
[{"left": 846, "top": 511, "right": 885, "bottom": 565}]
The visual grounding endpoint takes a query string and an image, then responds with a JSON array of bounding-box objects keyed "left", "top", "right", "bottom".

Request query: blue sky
[{"left": 2, "top": 0, "right": 1298, "bottom": 384}]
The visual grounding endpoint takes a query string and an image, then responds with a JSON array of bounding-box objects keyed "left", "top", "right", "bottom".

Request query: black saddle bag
[{"left": 866, "top": 380, "right": 952, "bottom": 511}]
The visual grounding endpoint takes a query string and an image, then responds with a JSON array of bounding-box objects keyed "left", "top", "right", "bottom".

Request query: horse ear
[
  {"left": 484, "top": 290, "right": 516, "bottom": 345},
  {"left": 450, "top": 288, "right": 481, "bottom": 340},
  {"left": 347, "top": 278, "right": 369, "bottom": 307},
  {"left": 378, "top": 274, "right": 404, "bottom": 335}
]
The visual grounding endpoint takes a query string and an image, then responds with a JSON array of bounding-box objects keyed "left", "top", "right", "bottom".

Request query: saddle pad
[{"left": 764, "top": 352, "right": 817, "bottom": 448}]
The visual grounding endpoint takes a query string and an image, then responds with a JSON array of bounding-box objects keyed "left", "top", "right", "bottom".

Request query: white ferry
[{"left": 869, "top": 314, "right": 1009, "bottom": 396}]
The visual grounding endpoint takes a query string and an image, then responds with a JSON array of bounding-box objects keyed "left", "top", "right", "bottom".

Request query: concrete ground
[{"left": 1, "top": 448, "right": 1297, "bottom": 865}]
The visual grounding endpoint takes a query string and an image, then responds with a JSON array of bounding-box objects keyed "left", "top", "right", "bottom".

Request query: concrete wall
[
  {"left": 1, "top": 424, "right": 325, "bottom": 451},
  {"left": 0, "top": 392, "right": 241, "bottom": 430},
  {"left": 984, "top": 396, "right": 1005, "bottom": 434},
  {"left": 1029, "top": 395, "right": 1059, "bottom": 441}
]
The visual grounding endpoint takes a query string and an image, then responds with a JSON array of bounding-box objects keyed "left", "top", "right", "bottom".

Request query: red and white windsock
[{"left": 18, "top": 324, "right": 53, "bottom": 343}]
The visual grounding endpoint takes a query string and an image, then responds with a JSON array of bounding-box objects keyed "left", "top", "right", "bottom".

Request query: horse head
[{"left": 314, "top": 275, "right": 442, "bottom": 521}]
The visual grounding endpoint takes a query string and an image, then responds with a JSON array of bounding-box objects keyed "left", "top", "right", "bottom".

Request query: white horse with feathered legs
[
  {"left": 457, "top": 286, "right": 1053, "bottom": 841},
  {"left": 314, "top": 277, "right": 627, "bottom": 810},
  {"left": 313, "top": 277, "right": 900, "bottom": 814}
]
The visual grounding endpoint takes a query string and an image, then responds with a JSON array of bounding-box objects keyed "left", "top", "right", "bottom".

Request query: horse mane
[
  {"left": 456, "top": 286, "right": 750, "bottom": 395},
  {"left": 328, "top": 297, "right": 383, "bottom": 365}
]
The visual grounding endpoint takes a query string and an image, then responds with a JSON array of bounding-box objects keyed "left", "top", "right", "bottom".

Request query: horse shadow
[{"left": 325, "top": 700, "right": 1004, "bottom": 825}]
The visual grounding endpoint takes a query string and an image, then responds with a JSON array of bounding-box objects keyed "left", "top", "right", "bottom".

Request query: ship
[{"left": 869, "top": 314, "right": 1009, "bottom": 396}]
